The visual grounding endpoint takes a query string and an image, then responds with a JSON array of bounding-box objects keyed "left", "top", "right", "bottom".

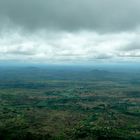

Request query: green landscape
[{"left": 0, "top": 65, "right": 140, "bottom": 140}]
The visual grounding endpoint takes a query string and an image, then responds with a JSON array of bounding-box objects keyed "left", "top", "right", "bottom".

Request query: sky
[{"left": 0, "top": 0, "right": 140, "bottom": 64}]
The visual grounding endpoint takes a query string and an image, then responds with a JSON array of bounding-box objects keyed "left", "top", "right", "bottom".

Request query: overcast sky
[{"left": 0, "top": 0, "right": 140, "bottom": 64}]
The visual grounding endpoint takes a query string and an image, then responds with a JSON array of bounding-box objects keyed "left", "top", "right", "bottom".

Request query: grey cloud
[
  {"left": 117, "top": 53, "right": 140, "bottom": 58},
  {"left": 6, "top": 50, "right": 36, "bottom": 56},
  {"left": 120, "top": 42, "right": 140, "bottom": 51},
  {"left": 94, "top": 54, "right": 113, "bottom": 59},
  {"left": 0, "top": 0, "right": 140, "bottom": 32}
]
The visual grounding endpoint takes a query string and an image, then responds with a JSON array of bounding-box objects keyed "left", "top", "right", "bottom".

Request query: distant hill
[{"left": 91, "top": 69, "right": 112, "bottom": 75}]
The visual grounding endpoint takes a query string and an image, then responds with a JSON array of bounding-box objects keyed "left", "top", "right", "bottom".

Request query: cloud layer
[
  {"left": 0, "top": 0, "right": 140, "bottom": 63},
  {"left": 0, "top": 0, "right": 140, "bottom": 32},
  {"left": 0, "top": 29, "right": 139, "bottom": 63}
]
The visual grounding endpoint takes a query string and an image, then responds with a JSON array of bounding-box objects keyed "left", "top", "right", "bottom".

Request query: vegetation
[{"left": 0, "top": 66, "right": 140, "bottom": 140}]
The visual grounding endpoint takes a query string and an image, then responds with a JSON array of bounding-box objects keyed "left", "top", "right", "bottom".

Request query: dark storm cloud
[{"left": 0, "top": 0, "right": 140, "bottom": 32}]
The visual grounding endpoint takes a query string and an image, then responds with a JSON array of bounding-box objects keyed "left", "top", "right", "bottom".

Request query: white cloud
[{"left": 0, "top": 28, "right": 140, "bottom": 63}]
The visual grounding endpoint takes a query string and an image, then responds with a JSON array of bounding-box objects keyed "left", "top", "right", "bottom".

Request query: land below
[{"left": 0, "top": 65, "right": 140, "bottom": 140}]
